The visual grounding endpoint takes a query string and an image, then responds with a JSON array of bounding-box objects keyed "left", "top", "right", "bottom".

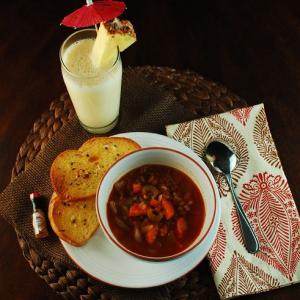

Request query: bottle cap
[{"left": 29, "top": 192, "right": 41, "bottom": 201}]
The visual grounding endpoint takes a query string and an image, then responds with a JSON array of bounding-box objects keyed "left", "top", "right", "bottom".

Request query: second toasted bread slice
[{"left": 48, "top": 193, "right": 99, "bottom": 246}]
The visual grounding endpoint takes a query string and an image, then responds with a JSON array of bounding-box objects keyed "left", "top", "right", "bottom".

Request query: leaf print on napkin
[
  {"left": 218, "top": 251, "right": 280, "bottom": 299},
  {"left": 230, "top": 107, "right": 253, "bottom": 126},
  {"left": 253, "top": 107, "right": 281, "bottom": 168},
  {"left": 207, "top": 222, "right": 227, "bottom": 274},
  {"left": 232, "top": 172, "right": 300, "bottom": 280},
  {"left": 173, "top": 118, "right": 213, "bottom": 157},
  {"left": 172, "top": 115, "right": 249, "bottom": 197},
  {"left": 172, "top": 121, "right": 194, "bottom": 149}
]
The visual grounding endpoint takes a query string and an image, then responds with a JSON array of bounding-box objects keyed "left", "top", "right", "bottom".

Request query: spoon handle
[{"left": 225, "top": 174, "right": 260, "bottom": 254}]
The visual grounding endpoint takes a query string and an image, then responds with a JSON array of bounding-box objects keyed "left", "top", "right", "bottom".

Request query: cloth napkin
[{"left": 166, "top": 104, "right": 300, "bottom": 299}]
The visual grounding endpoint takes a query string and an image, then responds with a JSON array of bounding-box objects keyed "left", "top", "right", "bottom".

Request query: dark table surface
[{"left": 1, "top": 0, "right": 300, "bottom": 299}]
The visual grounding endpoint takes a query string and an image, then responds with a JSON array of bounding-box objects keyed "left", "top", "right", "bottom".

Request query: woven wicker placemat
[{"left": 11, "top": 66, "right": 246, "bottom": 300}]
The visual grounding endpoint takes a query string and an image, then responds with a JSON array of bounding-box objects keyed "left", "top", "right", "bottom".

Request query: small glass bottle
[{"left": 30, "top": 192, "right": 49, "bottom": 238}]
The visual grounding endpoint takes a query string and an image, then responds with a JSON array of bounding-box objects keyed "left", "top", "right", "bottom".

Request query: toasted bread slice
[
  {"left": 50, "top": 149, "right": 98, "bottom": 200},
  {"left": 50, "top": 137, "right": 140, "bottom": 200},
  {"left": 48, "top": 193, "right": 99, "bottom": 246}
]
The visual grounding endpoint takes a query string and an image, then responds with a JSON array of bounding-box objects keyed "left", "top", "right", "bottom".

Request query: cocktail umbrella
[{"left": 61, "top": 0, "right": 126, "bottom": 28}]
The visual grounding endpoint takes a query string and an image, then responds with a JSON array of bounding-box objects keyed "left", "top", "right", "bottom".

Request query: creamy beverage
[
  {"left": 60, "top": 20, "right": 136, "bottom": 133},
  {"left": 60, "top": 30, "right": 122, "bottom": 133}
]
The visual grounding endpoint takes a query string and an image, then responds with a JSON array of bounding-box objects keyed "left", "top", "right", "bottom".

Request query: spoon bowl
[{"left": 205, "top": 141, "right": 237, "bottom": 175}]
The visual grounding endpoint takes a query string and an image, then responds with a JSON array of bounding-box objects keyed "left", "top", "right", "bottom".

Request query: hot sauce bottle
[{"left": 30, "top": 192, "right": 49, "bottom": 238}]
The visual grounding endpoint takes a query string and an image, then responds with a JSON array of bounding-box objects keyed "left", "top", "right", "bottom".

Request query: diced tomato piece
[
  {"left": 132, "top": 182, "right": 142, "bottom": 193},
  {"left": 159, "top": 224, "right": 168, "bottom": 237},
  {"left": 146, "top": 225, "right": 158, "bottom": 244},
  {"left": 161, "top": 198, "right": 175, "bottom": 220},
  {"left": 149, "top": 199, "right": 160, "bottom": 208},
  {"left": 128, "top": 203, "right": 147, "bottom": 217},
  {"left": 176, "top": 217, "right": 187, "bottom": 239}
]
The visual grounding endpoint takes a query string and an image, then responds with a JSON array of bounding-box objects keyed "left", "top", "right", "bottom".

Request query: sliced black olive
[
  {"left": 147, "top": 209, "right": 163, "bottom": 222},
  {"left": 142, "top": 185, "right": 159, "bottom": 199}
]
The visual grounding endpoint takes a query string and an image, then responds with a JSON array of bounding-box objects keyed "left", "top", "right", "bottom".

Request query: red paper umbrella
[{"left": 61, "top": 0, "right": 126, "bottom": 28}]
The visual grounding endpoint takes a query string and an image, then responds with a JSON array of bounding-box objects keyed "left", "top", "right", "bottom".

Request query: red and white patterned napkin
[{"left": 166, "top": 104, "right": 300, "bottom": 299}]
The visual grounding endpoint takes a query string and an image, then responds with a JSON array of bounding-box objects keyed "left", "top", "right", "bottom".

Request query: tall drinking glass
[{"left": 60, "top": 29, "right": 122, "bottom": 134}]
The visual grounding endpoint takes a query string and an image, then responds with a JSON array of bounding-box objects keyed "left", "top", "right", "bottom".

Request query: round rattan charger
[{"left": 11, "top": 66, "right": 246, "bottom": 300}]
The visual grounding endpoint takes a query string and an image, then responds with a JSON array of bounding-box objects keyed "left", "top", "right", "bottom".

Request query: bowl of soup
[{"left": 96, "top": 147, "right": 218, "bottom": 261}]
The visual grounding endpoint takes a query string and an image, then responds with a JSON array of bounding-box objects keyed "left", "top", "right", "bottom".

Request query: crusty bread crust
[
  {"left": 50, "top": 137, "right": 141, "bottom": 201},
  {"left": 48, "top": 193, "right": 99, "bottom": 246}
]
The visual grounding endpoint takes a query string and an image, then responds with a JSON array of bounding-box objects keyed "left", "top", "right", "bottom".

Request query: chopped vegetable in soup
[{"left": 107, "top": 164, "right": 205, "bottom": 257}]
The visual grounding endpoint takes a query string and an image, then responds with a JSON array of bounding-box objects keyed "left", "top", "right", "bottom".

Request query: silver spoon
[{"left": 205, "top": 141, "right": 259, "bottom": 254}]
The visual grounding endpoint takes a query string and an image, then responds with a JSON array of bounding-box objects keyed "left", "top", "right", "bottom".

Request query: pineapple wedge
[{"left": 91, "top": 19, "right": 136, "bottom": 69}]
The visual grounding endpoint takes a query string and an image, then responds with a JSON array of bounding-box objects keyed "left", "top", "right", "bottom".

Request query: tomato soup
[{"left": 107, "top": 164, "right": 205, "bottom": 258}]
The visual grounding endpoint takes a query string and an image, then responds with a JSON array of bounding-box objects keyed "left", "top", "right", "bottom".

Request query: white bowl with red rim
[{"left": 96, "top": 146, "right": 218, "bottom": 261}]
